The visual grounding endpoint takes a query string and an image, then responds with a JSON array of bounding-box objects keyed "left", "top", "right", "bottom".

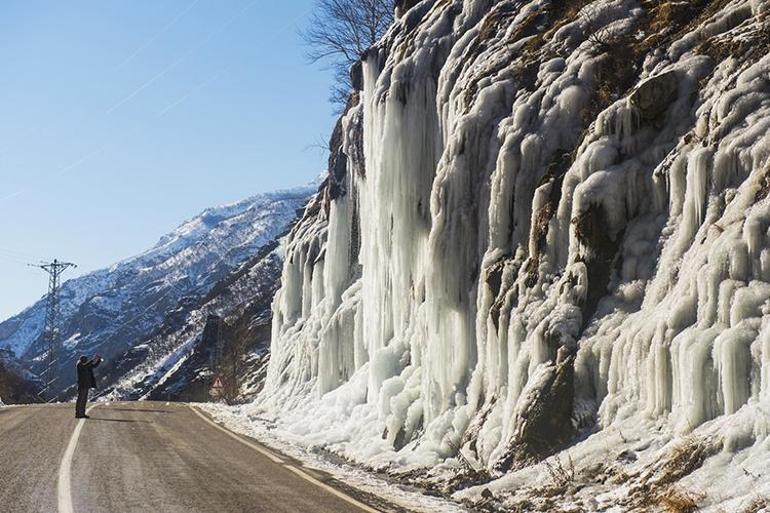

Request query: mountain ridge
[{"left": 0, "top": 183, "right": 316, "bottom": 395}]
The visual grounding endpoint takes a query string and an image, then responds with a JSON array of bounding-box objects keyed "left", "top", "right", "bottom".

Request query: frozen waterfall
[{"left": 256, "top": 0, "right": 770, "bottom": 509}]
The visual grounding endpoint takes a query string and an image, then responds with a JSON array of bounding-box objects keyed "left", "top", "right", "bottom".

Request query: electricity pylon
[{"left": 31, "top": 259, "right": 77, "bottom": 398}]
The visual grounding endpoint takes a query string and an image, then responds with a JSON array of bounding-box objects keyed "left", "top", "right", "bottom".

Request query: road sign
[{"left": 209, "top": 376, "right": 225, "bottom": 398}]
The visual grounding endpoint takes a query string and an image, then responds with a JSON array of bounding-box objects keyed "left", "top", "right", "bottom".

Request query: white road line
[
  {"left": 187, "top": 405, "right": 381, "bottom": 513},
  {"left": 188, "top": 405, "right": 284, "bottom": 463},
  {"left": 282, "top": 464, "right": 382, "bottom": 513},
  {"left": 58, "top": 404, "right": 97, "bottom": 513}
]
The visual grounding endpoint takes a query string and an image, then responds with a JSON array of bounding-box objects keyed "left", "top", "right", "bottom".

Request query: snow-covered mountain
[
  {"left": 98, "top": 229, "right": 291, "bottom": 402},
  {"left": 235, "top": 0, "right": 770, "bottom": 511},
  {"left": 0, "top": 185, "right": 315, "bottom": 395}
]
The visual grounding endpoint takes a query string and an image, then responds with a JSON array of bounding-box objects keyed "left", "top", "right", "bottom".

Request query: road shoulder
[{"left": 189, "top": 404, "right": 414, "bottom": 513}]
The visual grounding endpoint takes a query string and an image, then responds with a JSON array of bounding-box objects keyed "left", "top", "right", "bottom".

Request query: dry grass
[
  {"left": 543, "top": 0, "right": 594, "bottom": 37},
  {"left": 740, "top": 496, "right": 769, "bottom": 513},
  {"left": 647, "top": 0, "right": 697, "bottom": 39},
  {"left": 462, "top": 4, "right": 542, "bottom": 112},
  {"left": 698, "top": 19, "right": 770, "bottom": 63},
  {"left": 620, "top": 436, "right": 721, "bottom": 512},
  {"left": 657, "top": 488, "right": 704, "bottom": 513},
  {"left": 643, "top": 0, "right": 732, "bottom": 46},
  {"left": 653, "top": 436, "right": 721, "bottom": 487}
]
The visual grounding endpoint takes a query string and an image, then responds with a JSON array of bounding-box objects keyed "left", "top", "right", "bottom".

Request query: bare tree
[{"left": 302, "top": 0, "right": 395, "bottom": 109}]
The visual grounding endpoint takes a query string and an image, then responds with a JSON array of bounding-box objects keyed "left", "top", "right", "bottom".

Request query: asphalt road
[{"left": 0, "top": 402, "right": 392, "bottom": 513}]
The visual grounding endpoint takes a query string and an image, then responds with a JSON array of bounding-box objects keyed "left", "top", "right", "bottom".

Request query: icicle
[
  {"left": 258, "top": 0, "right": 770, "bottom": 489},
  {"left": 683, "top": 147, "right": 713, "bottom": 238}
]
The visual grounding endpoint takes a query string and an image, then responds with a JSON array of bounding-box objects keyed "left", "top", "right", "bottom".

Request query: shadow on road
[
  {"left": 90, "top": 417, "right": 148, "bottom": 423},
  {"left": 101, "top": 408, "right": 174, "bottom": 414}
]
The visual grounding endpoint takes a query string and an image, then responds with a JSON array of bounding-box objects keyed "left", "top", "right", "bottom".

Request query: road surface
[{"left": 0, "top": 402, "right": 396, "bottom": 513}]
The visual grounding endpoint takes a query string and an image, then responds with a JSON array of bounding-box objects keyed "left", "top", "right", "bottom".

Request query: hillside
[
  {"left": 224, "top": 0, "right": 770, "bottom": 511},
  {"left": 0, "top": 185, "right": 314, "bottom": 397}
]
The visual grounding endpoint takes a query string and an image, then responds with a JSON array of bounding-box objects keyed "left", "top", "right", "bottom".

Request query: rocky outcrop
[
  {"left": 492, "top": 347, "right": 576, "bottom": 472},
  {"left": 629, "top": 70, "right": 679, "bottom": 123}
]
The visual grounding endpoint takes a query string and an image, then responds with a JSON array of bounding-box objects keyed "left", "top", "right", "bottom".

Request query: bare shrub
[
  {"left": 544, "top": 452, "right": 576, "bottom": 492},
  {"left": 579, "top": 4, "right": 632, "bottom": 54}
]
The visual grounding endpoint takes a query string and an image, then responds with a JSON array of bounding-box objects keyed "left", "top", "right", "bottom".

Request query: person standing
[{"left": 75, "top": 354, "right": 102, "bottom": 419}]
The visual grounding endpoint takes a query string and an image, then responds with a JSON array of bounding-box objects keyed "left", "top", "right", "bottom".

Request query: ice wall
[{"left": 261, "top": 0, "right": 770, "bottom": 477}]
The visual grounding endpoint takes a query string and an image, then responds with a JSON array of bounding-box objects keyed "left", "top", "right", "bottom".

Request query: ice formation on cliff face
[{"left": 255, "top": 0, "right": 770, "bottom": 509}]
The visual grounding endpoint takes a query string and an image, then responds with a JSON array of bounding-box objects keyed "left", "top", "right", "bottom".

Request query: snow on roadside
[
  {"left": 199, "top": 402, "right": 469, "bottom": 513},
  {"left": 201, "top": 397, "right": 770, "bottom": 512}
]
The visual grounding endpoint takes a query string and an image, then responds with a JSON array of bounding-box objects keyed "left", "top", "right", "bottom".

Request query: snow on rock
[{"left": 245, "top": 0, "right": 770, "bottom": 510}]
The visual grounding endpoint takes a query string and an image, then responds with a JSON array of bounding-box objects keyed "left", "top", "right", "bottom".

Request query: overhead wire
[
  {"left": 3, "top": 0, "right": 313, "bottom": 314},
  {"left": 0, "top": 0, "right": 201, "bottom": 162},
  {"left": 106, "top": 0, "right": 260, "bottom": 116},
  {"left": 1, "top": 0, "right": 305, "bottom": 204},
  {"left": 113, "top": 0, "right": 202, "bottom": 72}
]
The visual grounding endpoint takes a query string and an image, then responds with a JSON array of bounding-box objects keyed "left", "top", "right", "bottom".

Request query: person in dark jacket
[{"left": 75, "top": 354, "right": 102, "bottom": 419}]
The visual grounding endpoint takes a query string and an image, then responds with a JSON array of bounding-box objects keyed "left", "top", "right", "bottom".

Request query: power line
[
  {"left": 106, "top": 0, "right": 260, "bottom": 116},
  {"left": 0, "top": 0, "right": 265, "bottom": 208},
  {"left": 30, "top": 259, "right": 77, "bottom": 399},
  {"left": 0, "top": 247, "right": 49, "bottom": 263},
  {"left": 114, "top": 0, "right": 202, "bottom": 71}
]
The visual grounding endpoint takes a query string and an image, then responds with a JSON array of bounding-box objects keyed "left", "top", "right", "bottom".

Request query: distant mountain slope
[
  {"left": 0, "top": 184, "right": 315, "bottom": 395},
  {"left": 97, "top": 226, "right": 294, "bottom": 402},
  {"left": 0, "top": 348, "right": 38, "bottom": 403},
  {"left": 97, "top": 192, "right": 328, "bottom": 403}
]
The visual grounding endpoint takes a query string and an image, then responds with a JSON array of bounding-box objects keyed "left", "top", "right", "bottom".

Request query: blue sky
[{"left": 0, "top": 1, "right": 337, "bottom": 319}]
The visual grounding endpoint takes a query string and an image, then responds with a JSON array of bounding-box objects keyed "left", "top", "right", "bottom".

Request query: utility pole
[{"left": 31, "top": 259, "right": 77, "bottom": 398}]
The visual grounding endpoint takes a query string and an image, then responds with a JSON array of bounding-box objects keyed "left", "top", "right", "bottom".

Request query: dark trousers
[{"left": 75, "top": 387, "right": 89, "bottom": 418}]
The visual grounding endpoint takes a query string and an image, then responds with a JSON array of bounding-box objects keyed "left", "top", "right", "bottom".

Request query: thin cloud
[
  {"left": 156, "top": 67, "right": 230, "bottom": 118},
  {"left": 105, "top": 54, "right": 188, "bottom": 115},
  {"left": 0, "top": 0, "right": 200, "bottom": 162},
  {"left": 114, "top": 0, "right": 202, "bottom": 72},
  {"left": 0, "top": 190, "right": 24, "bottom": 203},
  {"left": 106, "top": 0, "right": 259, "bottom": 116},
  {"left": 0, "top": 144, "right": 107, "bottom": 207},
  {"left": 55, "top": 145, "right": 107, "bottom": 178}
]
